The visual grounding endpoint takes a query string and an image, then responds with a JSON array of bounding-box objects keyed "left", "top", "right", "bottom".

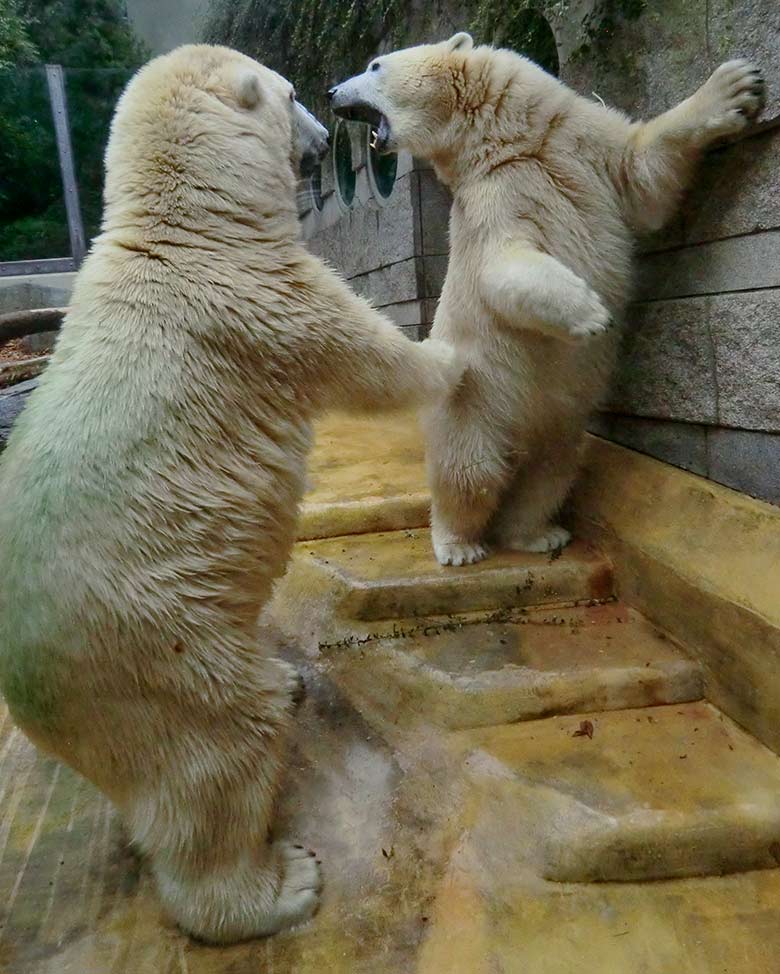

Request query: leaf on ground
[{"left": 573, "top": 719, "right": 594, "bottom": 739}]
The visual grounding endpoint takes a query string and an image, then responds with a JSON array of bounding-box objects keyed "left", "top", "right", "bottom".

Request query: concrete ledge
[
  {"left": 574, "top": 435, "right": 780, "bottom": 752},
  {"left": 590, "top": 413, "right": 780, "bottom": 505}
]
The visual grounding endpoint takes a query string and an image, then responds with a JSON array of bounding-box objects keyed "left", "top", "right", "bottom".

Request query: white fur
[
  {"left": 0, "top": 44, "right": 460, "bottom": 943},
  {"left": 332, "top": 39, "right": 765, "bottom": 564}
]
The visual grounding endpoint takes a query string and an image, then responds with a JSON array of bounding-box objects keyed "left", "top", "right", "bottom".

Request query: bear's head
[
  {"left": 102, "top": 45, "right": 329, "bottom": 229},
  {"left": 328, "top": 32, "right": 559, "bottom": 181}
]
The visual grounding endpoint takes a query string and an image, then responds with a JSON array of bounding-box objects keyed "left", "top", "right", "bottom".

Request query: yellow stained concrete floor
[{"left": 3, "top": 411, "right": 780, "bottom": 974}]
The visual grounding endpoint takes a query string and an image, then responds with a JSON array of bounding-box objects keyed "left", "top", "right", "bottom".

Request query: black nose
[{"left": 326, "top": 86, "right": 337, "bottom": 102}]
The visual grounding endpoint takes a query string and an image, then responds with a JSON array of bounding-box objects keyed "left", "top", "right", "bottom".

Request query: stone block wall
[
  {"left": 301, "top": 124, "right": 450, "bottom": 341},
  {"left": 303, "top": 0, "right": 780, "bottom": 506},
  {"left": 562, "top": 0, "right": 780, "bottom": 505}
]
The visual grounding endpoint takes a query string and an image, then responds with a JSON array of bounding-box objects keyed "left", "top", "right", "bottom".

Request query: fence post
[{"left": 45, "top": 64, "right": 87, "bottom": 267}]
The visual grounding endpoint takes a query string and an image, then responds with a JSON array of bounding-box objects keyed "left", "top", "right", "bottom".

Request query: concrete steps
[
  {"left": 329, "top": 602, "right": 704, "bottom": 730},
  {"left": 301, "top": 531, "right": 612, "bottom": 620},
  {"left": 4, "top": 411, "right": 780, "bottom": 971},
  {"left": 457, "top": 701, "right": 780, "bottom": 883},
  {"left": 271, "top": 528, "right": 614, "bottom": 646}
]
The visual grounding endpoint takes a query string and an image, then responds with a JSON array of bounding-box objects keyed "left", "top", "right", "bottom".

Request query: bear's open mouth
[
  {"left": 332, "top": 102, "right": 393, "bottom": 153},
  {"left": 332, "top": 100, "right": 383, "bottom": 127}
]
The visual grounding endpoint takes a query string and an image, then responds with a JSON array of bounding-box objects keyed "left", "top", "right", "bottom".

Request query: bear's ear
[
  {"left": 236, "top": 70, "right": 263, "bottom": 110},
  {"left": 446, "top": 32, "right": 474, "bottom": 53}
]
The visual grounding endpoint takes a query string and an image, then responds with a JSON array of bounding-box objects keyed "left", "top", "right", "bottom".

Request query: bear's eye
[
  {"left": 370, "top": 62, "right": 380, "bottom": 72},
  {"left": 289, "top": 88, "right": 295, "bottom": 102}
]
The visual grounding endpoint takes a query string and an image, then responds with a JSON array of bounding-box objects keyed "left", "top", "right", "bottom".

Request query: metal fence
[{"left": 0, "top": 66, "right": 131, "bottom": 277}]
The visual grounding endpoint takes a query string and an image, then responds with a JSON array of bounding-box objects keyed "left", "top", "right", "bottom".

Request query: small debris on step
[{"left": 573, "top": 720, "right": 594, "bottom": 739}]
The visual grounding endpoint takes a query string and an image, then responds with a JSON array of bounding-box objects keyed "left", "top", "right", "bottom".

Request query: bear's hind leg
[
  {"left": 425, "top": 405, "right": 511, "bottom": 567},
  {"left": 490, "top": 434, "right": 584, "bottom": 554},
  {"left": 122, "top": 673, "right": 320, "bottom": 944}
]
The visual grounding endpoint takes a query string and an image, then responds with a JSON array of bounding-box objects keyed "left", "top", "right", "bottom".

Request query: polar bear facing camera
[
  {"left": 0, "top": 46, "right": 460, "bottom": 942},
  {"left": 330, "top": 33, "right": 765, "bottom": 565}
]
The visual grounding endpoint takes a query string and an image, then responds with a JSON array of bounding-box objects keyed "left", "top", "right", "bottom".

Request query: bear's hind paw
[{"left": 433, "top": 539, "right": 490, "bottom": 567}]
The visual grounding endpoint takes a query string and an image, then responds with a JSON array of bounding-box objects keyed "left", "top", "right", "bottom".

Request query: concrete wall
[{"left": 304, "top": 0, "right": 780, "bottom": 506}]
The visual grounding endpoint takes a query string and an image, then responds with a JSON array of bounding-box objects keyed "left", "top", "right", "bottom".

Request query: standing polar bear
[
  {"left": 330, "top": 33, "right": 766, "bottom": 565},
  {"left": 0, "top": 46, "right": 460, "bottom": 942}
]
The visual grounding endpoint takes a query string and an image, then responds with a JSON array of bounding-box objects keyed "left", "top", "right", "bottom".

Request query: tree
[
  {"left": 0, "top": 0, "right": 36, "bottom": 69},
  {"left": 204, "top": 0, "right": 399, "bottom": 118},
  {"left": 24, "top": 0, "right": 145, "bottom": 69},
  {"left": 0, "top": 0, "right": 146, "bottom": 262}
]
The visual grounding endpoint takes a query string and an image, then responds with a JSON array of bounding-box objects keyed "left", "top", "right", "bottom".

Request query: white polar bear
[
  {"left": 0, "top": 45, "right": 460, "bottom": 943},
  {"left": 330, "top": 33, "right": 765, "bottom": 565}
]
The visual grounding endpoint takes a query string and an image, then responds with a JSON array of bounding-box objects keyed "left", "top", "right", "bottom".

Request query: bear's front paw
[
  {"left": 433, "top": 538, "right": 490, "bottom": 567},
  {"left": 420, "top": 337, "right": 464, "bottom": 390},
  {"left": 696, "top": 60, "right": 766, "bottom": 141},
  {"left": 568, "top": 289, "right": 611, "bottom": 340}
]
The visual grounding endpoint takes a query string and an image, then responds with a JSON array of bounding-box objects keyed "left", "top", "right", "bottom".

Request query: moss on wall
[{"left": 204, "top": 0, "right": 646, "bottom": 116}]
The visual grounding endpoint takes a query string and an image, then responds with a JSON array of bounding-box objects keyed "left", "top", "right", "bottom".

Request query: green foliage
[
  {"left": 0, "top": 0, "right": 37, "bottom": 69},
  {"left": 0, "top": 0, "right": 145, "bottom": 263},
  {"left": 204, "top": 0, "right": 404, "bottom": 117},
  {"left": 204, "top": 0, "right": 645, "bottom": 117},
  {"left": 24, "top": 0, "right": 146, "bottom": 68}
]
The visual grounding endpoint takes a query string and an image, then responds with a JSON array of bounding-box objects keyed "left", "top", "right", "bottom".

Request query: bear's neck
[
  {"left": 433, "top": 106, "right": 572, "bottom": 193},
  {"left": 102, "top": 177, "right": 301, "bottom": 255}
]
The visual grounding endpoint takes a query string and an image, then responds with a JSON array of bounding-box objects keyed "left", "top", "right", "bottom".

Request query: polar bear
[
  {"left": 0, "top": 45, "right": 460, "bottom": 942},
  {"left": 329, "top": 33, "right": 765, "bottom": 565}
]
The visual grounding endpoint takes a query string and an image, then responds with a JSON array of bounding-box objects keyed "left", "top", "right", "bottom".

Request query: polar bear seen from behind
[
  {"left": 0, "top": 45, "right": 460, "bottom": 943},
  {"left": 330, "top": 33, "right": 765, "bottom": 565}
]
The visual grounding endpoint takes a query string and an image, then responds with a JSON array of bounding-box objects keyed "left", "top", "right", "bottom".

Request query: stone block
[
  {"left": 560, "top": 1, "right": 709, "bottom": 120},
  {"left": 421, "top": 298, "right": 439, "bottom": 326},
  {"left": 415, "top": 169, "right": 451, "bottom": 256},
  {"left": 420, "top": 255, "right": 448, "bottom": 298},
  {"left": 637, "top": 214, "right": 685, "bottom": 256},
  {"left": 304, "top": 172, "right": 417, "bottom": 280},
  {"left": 382, "top": 300, "right": 424, "bottom": 330},
  {"left": 395, "top": 150, "right": 414, "bottom": 179},
  {"left": 332, "top": 602, "right": 702, "bottom": 731},
  {"left": 304, "top": 215, "right": 346, "bottom": 268},
  {"left": 0, "top": 275, "right": 74, "bottom": 312},
  {"left": 589, "top": 414, "right": 708, "bottom": 476},
  {"left": 683, "top": 126, "right": 780, "bottom": 245},
  {"left": 707, "top": 0, "right": 780, "bottom": 119},
  {"left": 709, "top": 289, "right": 780, "bottom": 431},
  {"left": 608, "top": 297, "right": 717, "bottom": 423},
  {"left": 706, "top": 427, "right": 780, "bottom": 505},
  {"left": 636, "top": 231, "right": 780, "bottom": 302},
  {"left": 349, "top": 258, "right": 418, "bottom": 308},
  {"left": 561, "top": 0, "right": 779, "bottom": 121},
  {"left": 397, "top": 323, "right": 423, "bottom": 342}
]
